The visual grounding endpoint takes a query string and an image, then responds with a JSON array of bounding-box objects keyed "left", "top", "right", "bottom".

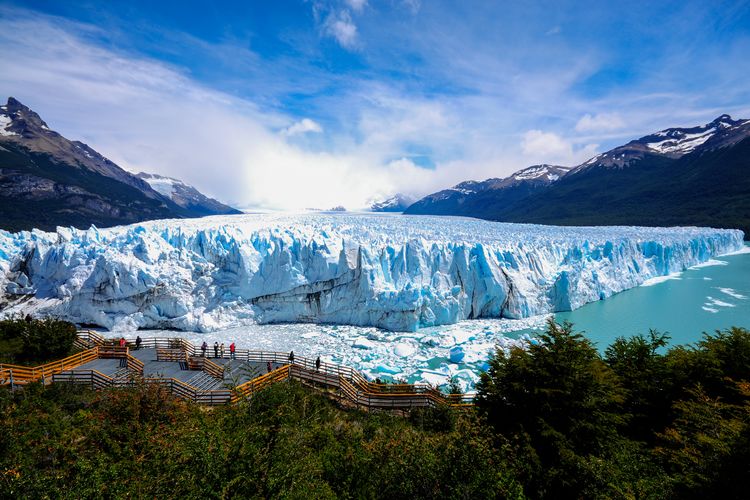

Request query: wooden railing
[
  {"left": 0, "top": 348, "right": 99, "bottom": 386},
  {"left": 231, "top": 364, "right": 291, "bottom": 403},
  {"left": 187, "top": 356, "right": 225, "bottom": 379},
  {"left": 19, "top": 332, "right": 476, "bottom": 409}
]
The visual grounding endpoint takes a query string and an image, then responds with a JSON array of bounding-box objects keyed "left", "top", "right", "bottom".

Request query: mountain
[
  {"left": 369, "top": 194, "right": 416, "bottom": 212},
  {"left": 0, "top": 97, "right": 240, "bottom": 232},
  {"left": 406, "top": 115, "right": 750, "bottom": 235},
  {"left": 135, "top": 172, "right": 240, "bottom": 217},
  {"left": 405, "top": 164, "right": 570, "bottom": 217}
]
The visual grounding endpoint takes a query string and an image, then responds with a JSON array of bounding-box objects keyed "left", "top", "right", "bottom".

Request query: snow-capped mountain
[
  {"left": 136, "top": 172, "right": 240, "bottom": 217},
  {"left": 0, "top": 213, "right": 741, "bottom": 332},
  {"left": 369, "top": 194, "right": 416, "bottom": 212},
  {"left": 0, "top": 97, "right": 239, "bottom": 231},
  {"left": 405, "top": 165, "right": 569, "bottom": 216},
  {"left": 407, "top": 115, "right": 750, "bottom": 235},
  {"left": 573, "top": 114, "right": 750, "bottom": 172}
]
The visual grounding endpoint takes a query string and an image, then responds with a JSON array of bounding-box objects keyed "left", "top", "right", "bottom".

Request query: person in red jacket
[{"left": 229, "top": 342, "right": 236, "bottom": 360}]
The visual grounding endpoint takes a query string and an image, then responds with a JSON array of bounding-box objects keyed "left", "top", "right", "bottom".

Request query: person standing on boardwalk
[
  {"left": 229, "top": 342, "right": 236, "bottom": 359},
  {"left": 288, "top": 351, "right": 295, "bottom": 363},
  {"left": 213, "top": 342, "right": 219, "bottom": 358},
  {"left": 315, "top": 356, "right": 321, "bottom": 371},
  {"left": 201, "top": 341, "right": 207, "bottom": 357},
  {"left": 220, "top": 343, "right": 225, "bottom": 358},
  {"left": 135, "top": 336, "right": 142, "bottom": 350},
  {"left": 119, "top": 337, "right": 126, "bottom": 348},
  {"left": 267, "top": 361, "right": 272, "bottom": 373}
]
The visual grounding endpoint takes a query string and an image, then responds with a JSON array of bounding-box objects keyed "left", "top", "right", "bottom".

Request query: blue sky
[{"left": 1, "top": 0, "right": 749, "bottom": 209}]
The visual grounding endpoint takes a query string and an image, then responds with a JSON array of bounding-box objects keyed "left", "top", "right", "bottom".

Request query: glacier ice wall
[{"left": 0, "top": 214, "right": 744, "bottom": 332}]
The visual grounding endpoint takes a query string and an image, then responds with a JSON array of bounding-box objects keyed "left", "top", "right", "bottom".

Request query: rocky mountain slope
[
  {"left": 406, "top": 116, "right": 750, "bottom": 235},
  {"left": 369, "top": 194, "right": 416, "bottom": 212},
  {"left": 405, "top": 164, "right": 570, "bottom": 217},
  {"left": 0, "top": 97, "right": 240, "bottom": 232},
  {"left": 135, "top": 172, "right": 240, "bottom": 217}
]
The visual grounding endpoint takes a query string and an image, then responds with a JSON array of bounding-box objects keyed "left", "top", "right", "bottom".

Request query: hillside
[
  {"left": 406, "top": 116, "right": 750, "bottom": 235},
  {"left": 0, "top": 97, "right": 240, "bottom": 232}
]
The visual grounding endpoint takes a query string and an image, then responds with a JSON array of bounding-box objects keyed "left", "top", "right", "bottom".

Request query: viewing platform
[{"left": 1, "top": 330, "right": 474, "bottom": 410}]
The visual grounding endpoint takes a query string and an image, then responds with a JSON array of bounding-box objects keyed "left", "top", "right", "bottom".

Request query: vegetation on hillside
[
  {"left": 0, "top": 317, "right": 77, "bottom": 364},
  {"left": 1, "top": 320, "right": 749, "bottom": 498}
]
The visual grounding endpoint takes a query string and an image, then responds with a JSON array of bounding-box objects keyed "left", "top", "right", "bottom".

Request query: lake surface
[
  {"left": 138, "top": 244, "right": 750, "bottom": 391},
  {"left": 534, "top": 243, "right": 750, "bottom": 349}
]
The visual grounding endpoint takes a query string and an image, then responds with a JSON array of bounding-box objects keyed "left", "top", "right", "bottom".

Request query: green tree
[
  {"left": 475, "top": 319, "right": 625, "bottom": 496},
  {"left": 605, "top": 330, "right": 673, "bottom": 441}
]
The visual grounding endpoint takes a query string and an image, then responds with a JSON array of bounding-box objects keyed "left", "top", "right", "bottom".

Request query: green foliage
[
  {"left": 0, "top": 380, "right": 521, "bottom": 499},
  {"left": 0, "top": 317, "right": 78, "bottom": 363},
  {"left": 3, "top": 322, "right": 750, "bottom": 498},
  {"left": 476, "top": 320, "right": 625, "bottom": 495},
  {"left": 605, "top": 330, "right": 673, "bottom": 441}
]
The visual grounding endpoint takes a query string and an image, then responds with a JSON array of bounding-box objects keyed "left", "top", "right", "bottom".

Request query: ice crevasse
[{"left": 0, "top": 213, "right": 744, "bottom": 332}]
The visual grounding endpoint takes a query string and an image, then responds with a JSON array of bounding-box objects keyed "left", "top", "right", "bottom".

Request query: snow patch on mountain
[
  {"left": 647, "top": 128, "right": 716, "bottom": 154},
  {"left": 0, "top": 114, "right": 17, "bottom": 137}
]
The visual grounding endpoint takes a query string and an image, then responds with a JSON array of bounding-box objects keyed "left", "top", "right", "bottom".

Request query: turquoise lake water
[{"left": 513, "top": 244, "right": 750, "bottom": 350}]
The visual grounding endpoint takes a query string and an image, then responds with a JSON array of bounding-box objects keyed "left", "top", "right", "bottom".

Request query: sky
[{"left": 1, "top": 0, "right": 749, "bottom": 210}]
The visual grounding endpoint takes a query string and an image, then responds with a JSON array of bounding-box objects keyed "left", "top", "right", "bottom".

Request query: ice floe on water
[
  {"left": 716, "top": 287, "right": 747, "bottom": 300},
  {"left": 704, "top": 296, "right": 736, "bottom": 309},
  {"left": 690, "top": 259, "right": 729, "bottom": 269},
  {"left": 136, "top": 314, "right": 550, "bottom": 392},
  {"left": 640, "top": 273, "right": 683, "bottom": 287}
]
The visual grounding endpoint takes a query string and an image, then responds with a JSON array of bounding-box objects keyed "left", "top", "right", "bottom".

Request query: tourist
[
  {"left": 315, "top": 356, "right": 321, "bottom": 371},
  {"left": 119, "top": 337, "right": 126, "bottom": 348},
  {"left": 213, "top": 342, "right": 219, "bottom": 358},
  {"left": 135, "top": 336, "right": 142, "bottom": 350},
  {"left": 229, "top": 342, "right": 236, "bottom": 359},
  {"left": 288, "top": 351, "right": 295, "bottom": 363},
  {"left": 201, "top": 341, "right": 207, "bottom": 357},
  {"left": 267, "top": 361, "right": 272, "bottom": 373},
  {"left": 220, "top": 343, "right": 225, "bottom": 358}
]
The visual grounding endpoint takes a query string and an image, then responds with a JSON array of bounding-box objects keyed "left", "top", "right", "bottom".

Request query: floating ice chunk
[
  {"left": 641, "top": 273, "right": 682, "bottom": 287},
  {"left": 352, "top": 337, "right": 376, "bottom": 349},
  {"left": 449, "top": 346, "right": 465, "bottom": 363},
  {"left": 301, "top": 332, "right": 320, "bottom": 339},
  {"left": 702, "top": 306, "right": 719, "bottom": 313},
  {"left": 705, "top": 296, "right": 735, "bottom": 308},
  {"left": 374, "top": 364, "right": 402, "bottom": 375},
  {"left": 717, "top": 287, "right": 747, "bottom": 300},
  {"left": 690, "top": 259, "right": 728, "bottom": 269},
  {"left": 394, "top": 342, "right": 417, "bottom": 357},
  {"left": 420, "top": 371, "right": 450, "bottom": 387}
]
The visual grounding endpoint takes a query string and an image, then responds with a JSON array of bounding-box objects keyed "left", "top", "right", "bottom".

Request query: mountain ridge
[
  {"left": 405, "top": 115, "right": 750, "bottom": 236},
  {"left": 0, "top": 97, "right": 240, "bottom": 232}
]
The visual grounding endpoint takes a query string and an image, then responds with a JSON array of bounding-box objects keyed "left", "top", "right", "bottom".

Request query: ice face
[{"left": 0, "top": 213, "right": 744, "bottom": 332}]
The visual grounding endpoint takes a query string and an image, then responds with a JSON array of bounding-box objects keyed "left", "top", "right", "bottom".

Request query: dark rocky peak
[{"left": 1, "top": 97, "right": 51, "bottom": 134}]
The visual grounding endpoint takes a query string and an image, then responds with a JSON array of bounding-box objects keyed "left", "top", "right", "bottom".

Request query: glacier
[{"left": 0, "top": 213, "right": 744, "bottom": 332}]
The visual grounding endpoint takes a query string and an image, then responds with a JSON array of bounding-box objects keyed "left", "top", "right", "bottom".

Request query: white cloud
[
  {"left": 521, "top": 130, "right": 599, "bottom": 166},
  {"left": 282, "top": 118, "right": 323, "bottom": 136},
  {"left": 344, "top": 0, "right": 368, "bottom": 13},
  {"left": 575, "top": 112, "right": 626, "bottom": 133},
  {"left": 323, "top": 10, "right": 359, "bottom": 49},
  {"left": 545, "top": 26, "right": 561, "bottom": 35},
  {"left": 402, "top": 0, "right": 421, "bottom": 13}
]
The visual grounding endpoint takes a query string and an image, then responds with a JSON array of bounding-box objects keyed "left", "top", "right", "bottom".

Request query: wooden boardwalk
[{"left": 1, "top": 330, "right": 474, "bottom": 410}]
